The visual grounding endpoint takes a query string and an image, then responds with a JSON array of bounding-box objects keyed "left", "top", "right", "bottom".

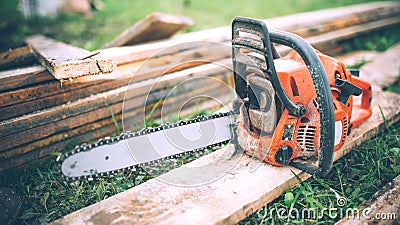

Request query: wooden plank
[
  {"left": 0, "top": 89, "right": 233, "bottom": 171},
  {"left": 0, "top": 46, "right": 36, "bottom": 70},
  {"left": 286, "top": 1, "right": 400, "bottom": 37},
  {"left": 360, "top": 43, "right": 400, "bottom": 90},
  {"left": 25, "top": 35, "right": 116, "bottom": 80},
  {"left": 335, "top": 175, "right": 400, "bottom": 225},
  {"left": 0, "top": 60, "right": 232, "bottom": 153},
  {"left": 99, "top": 1, "right": 400, "bottom": 65},
  {"left": 306, "top": 16, "right": 400, "bottom": 54},
  {"left": 0, "top": 58, "right": 231, "bottom": 137},
  {"left": 0, "top": 43, "right": 230, "bottom": 121},
  {"left": 103, "top": 12, "right": 193, "bottom": 48},
  {"left": 49, "top": 90, "right": 400, "bottom": 225},
  {"left": 0, "top": 65, "right": 52, "bottom": 92},
  {"left": 0, "top": 73, "right": 231, "bottom": 156}
]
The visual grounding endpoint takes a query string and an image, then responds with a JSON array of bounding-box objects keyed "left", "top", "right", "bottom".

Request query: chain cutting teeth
[{"left": 56, "top": 111, "right": 235, "bottom": 181}]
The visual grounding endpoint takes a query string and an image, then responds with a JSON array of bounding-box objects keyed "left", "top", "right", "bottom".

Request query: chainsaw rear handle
[
  {"left": 348, "top": 75, "right": 373, "bottom": 129},
  {"left": 232, "top": 17, "right": 335, "bottom": 176}
]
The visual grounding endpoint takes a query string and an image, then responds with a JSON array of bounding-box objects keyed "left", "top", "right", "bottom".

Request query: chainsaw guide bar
[{"left": 56, "top": 112, "right": 235, "bottom": 181}]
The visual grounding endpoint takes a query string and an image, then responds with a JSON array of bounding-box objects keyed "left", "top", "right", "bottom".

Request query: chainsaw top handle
[{"left": 232, "top": 16, "right": 335, "bottom": 176}]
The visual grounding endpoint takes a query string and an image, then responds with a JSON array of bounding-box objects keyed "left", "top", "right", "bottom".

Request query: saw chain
[{"left": 56, "top": 111, "right": 235, "bottom": 181}]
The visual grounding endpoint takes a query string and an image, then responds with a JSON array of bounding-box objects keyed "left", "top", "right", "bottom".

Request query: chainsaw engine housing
[{"left": 232, "top": 17, "right": 372, "bottom": 176}]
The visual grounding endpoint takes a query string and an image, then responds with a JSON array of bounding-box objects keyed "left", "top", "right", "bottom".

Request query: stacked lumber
[{"left": 1, "top": 1, "right": 399, "bottom": 171}]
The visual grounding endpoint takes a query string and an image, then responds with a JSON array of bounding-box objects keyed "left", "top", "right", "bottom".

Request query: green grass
[{"left": 0, "top": 0, "right": 390, "bottom": 51}]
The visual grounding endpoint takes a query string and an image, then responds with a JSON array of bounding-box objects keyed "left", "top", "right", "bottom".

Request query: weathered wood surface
[
  {"left": 360, "top": 43, "right": 400, "bottom": 90},
  {"left": 49, "top": 89, "right": 400, "bottom": 225},
  {"left": 306, "top": 16, "right": 400, "bottom": 54},
  {"left": 335, "top": 50, "right": 378, "bottom": 68},
  {"left": 0, "top": 55, "right": 231, "bottom": 135},
  {"left": 103, "top": 12, "right": 193, "bottom": 48},
  {"left": 25, "top": 35, "right": 116, "bottom": 80},
  {"left": 0, "top": 46, "right": 36, "bottom": 70},
  {"left": 0, "top": 43, "right": 229, "bottom": 121},
  {"left": 99, "top": 1, "right": 400, "bottom": 65},
  {"left": 0, "top": 72, "right": 231, "bottom": 156},
  {"left": 0, "top": 61, "right": 234, "bottom": 170},
  {"left": 335, "top": 175, "right": 400, "bottom": 225},
  {"left": 0, "top": 65, "right": 50, "bottom": 92}
]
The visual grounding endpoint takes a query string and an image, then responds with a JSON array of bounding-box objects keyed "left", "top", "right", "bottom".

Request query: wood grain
[
  {"left": 335, "top": 175, "right": 400, "bottom": 225},
  {"left": 360, "top": 43, "right": 400, "bottom": 90},
  {"left": 0, "top": 65, "right": 51, "bottom": 92},
  {"left": 0, "top": 58, "right": 232, "bottom": 137},
  {"left": 0, "top": 43, "right": 229, "bottom": 121},
  {"left": 25, "top": 35, "right": 116, "bottom": 80},
  {"left": 0, "top": 72, "right": 231, "bottom": 156},
  {"left": 0, "top": 46, "right": 36, "bottom": 70}
]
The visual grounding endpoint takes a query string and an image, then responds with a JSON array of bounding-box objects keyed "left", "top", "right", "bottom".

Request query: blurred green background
[{"left": 0, "top": 0, "right": 389, "bottom": 51}]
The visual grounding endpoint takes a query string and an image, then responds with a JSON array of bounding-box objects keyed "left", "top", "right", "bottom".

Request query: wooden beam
[
  {"left": 0, "top": 46, "right": 36, "bottom": 70},
  {"left": 306, "top": 16, "right": 400, "bottom": 54},
  {"left": 0, "top": 73, "right": 231, "bottom": 156},
  {"left": 360, "top": 43, "right": 400, "bottom": 90},
  {"left": 25, "top": 35, "right": 116, "bottom": 80},
  {"left": 103, "top": 12, "right": 193, "bottom": 48},
  {"left": 0, "top": 65, "right": 52, "bottom": 92},
  {"left": 49, "top": 90, "right": 400, "bottom": 225},
  {"left": 98, "top": 1, "right": 400, "bottom": 65},
  {"left": 0, "top": 61, "right": 233, "bottom": 162},
  {"left": 335, "top": 175, "right": 400, "bottom": 225},
  {"left": 280, "top": 1, "right": 400, "bottom": 37},
  {"left": 0, "top": 43, "right": 230, "bottom": 121}
]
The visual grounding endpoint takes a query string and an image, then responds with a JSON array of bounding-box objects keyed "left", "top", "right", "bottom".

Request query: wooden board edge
[{"left": 102, "top": 12, "right": 193, "bottom": 48}]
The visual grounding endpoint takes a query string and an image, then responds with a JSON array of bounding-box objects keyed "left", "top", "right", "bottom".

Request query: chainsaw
[{"left": 57, "top": 17, "right": 372, "bottom": 181}]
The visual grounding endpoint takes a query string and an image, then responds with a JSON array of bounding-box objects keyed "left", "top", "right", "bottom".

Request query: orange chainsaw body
[{"left": 235, "top": 50, "right": 373, "bottom": 167}]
